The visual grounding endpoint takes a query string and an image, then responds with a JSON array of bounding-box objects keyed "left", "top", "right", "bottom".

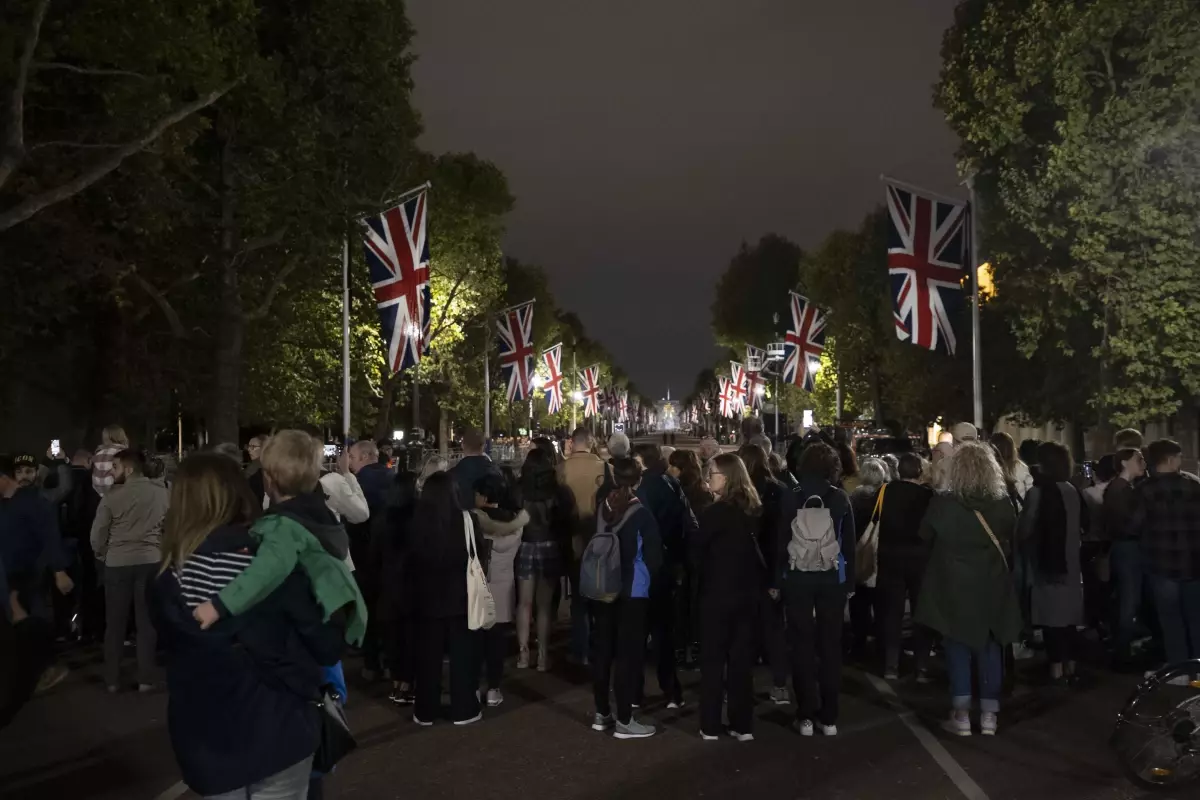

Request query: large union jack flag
[
  {"left": 618, "top": 389, "right": 629, "bottom": 423},
  {"left": 886, "top": 181, "right": 969, "bottom": 355},
  {"left": 362, "top": 188, "right": 430, "bottom": 373},
  {"left": 718, "top": 377, "right": 737, "bottom": 418},
  {"left": 783, "top": 291, "right": 827, "bottom": 392},
  {"left": 729, "top": 362, "right": 750, "bottom": 414},
  {"left": 542, "top": 343, "right": 564, "bottom": 414},
  {"left": 496, "top": 301, "right": 535, "bottom": 401},
  {"left": 745, "top": 345, "right": 767, "bottom": 409},
  {"left": 579, "top": 365, "right": 601, "bottom": 417}
]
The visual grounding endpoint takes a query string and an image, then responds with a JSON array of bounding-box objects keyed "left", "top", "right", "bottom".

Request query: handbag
[
  {"left": 464, "top": 511, "right": 497, "bottom": 631},
  {"left": 313, "top": 691, "right": 357, "bottom": 773},
  {"left": 974, "top": 510, "right": 1009, "bottom": 571},
  {"left": 855, "top": 484, "right": 886, "bottom": 588}
]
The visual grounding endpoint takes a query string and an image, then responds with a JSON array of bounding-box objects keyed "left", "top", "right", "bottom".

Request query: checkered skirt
[{"left": 515, "top": 540, "right": 563, "bottom": 580}]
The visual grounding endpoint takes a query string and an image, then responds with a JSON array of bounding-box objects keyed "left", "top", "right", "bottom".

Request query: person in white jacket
[{"left": 319, "top": 448, "right": 370, "bottom": 525}]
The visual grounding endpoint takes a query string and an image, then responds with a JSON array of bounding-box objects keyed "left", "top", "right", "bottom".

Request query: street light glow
[
  {"left": 755, "top": 384, "right": 766, "bottom": 396},
  {"left": 531, "top": 375, "right": 546, "bottom": 389},
  {"left": 572, "top": 390, "right": 583, "bottom": 401}
]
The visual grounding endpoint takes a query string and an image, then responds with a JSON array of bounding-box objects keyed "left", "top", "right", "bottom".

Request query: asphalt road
[{"left": 0, "top": 631, "right": 1165, "bottom": 800}]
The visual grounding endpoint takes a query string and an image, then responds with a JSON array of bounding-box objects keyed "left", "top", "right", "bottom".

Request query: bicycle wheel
[{"left": 1113, "top": 662, "right": 1200, "bottom": 790}]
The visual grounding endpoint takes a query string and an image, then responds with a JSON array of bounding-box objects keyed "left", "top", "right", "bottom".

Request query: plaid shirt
[
  {"left": 92, "top": 444, "right": 123, "bottom": 496},
  {"left": 1131, "top": 472, "right": 1200, "bottom": 580}
]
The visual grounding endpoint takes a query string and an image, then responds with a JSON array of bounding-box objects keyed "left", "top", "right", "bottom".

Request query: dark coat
[
  {"left": 636, "top": 466, "right": 698, "bottom": 565},
  {"left": 410, "top": 511, "right": 487, "bottom": 619},
  {"left": 877, "top": 480, "right": 933, "bottom": 568},
  {"left": 753, "top": 476, "right": 795, "bottom": 590},
  {"left": 449, "top": 455, "right": 502, "bottom": 509},
  {"left": 691, "top": 500, "right": 766, "bottom": 606},
  {"left": 914, "top": 494, "right": 1023, "bottom": 650},
  {"left": 151, "top": 524, "right": 344, "bottom": 797},
  {"left": 518, "top": 467, "right": 574, "bottom": 546}
]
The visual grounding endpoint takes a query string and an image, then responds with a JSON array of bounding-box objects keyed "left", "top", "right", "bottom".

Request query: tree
[
  {"left": 710, "top": 234, "right": 804, "bottom": 349},
  {"left": 938, "top": 0, "right": 1200, "bottom": 426}
]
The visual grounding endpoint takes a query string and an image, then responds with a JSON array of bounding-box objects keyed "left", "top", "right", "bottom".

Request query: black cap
[
  {"left": 0, "top": 454, "right": 15, "bottom": 478},
  {"left": 13, "top": 453, "right": 36, "bottom": 469}
]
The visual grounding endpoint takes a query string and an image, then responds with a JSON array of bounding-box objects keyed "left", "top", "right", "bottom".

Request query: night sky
[{"left": 408, "top": 1, "right": 963, "bottom": 400}]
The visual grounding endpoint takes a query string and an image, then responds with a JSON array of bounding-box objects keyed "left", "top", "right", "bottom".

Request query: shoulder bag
[
  {"left": 974, "top": 510, "right": 1009, "bottom": 571},
  {"left": 855, "top": 485, "right": 885, "bottom": 588},
  {"left": 464, "top": 511, "right": 497, "bottom": 631}
]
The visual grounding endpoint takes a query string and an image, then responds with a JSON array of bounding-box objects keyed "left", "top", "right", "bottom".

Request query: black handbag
[{"left": 313, "top": 691, "right": 357, "bottom": 773}]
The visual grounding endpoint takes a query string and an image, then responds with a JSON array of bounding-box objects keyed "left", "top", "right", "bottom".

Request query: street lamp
[
  {"left": 528, "top": 375, "right": 546, "bottom": 435},
  {"left": 572, "top": 390, "right": 583, "bottom": 402}
]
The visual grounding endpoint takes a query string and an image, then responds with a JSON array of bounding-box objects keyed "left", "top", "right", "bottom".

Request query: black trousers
[
  {"left": 848, "top": 585, "right": 876, "bottom": 658},
  {"left": 784, "top": 579, "right": 845, "bottom": 726},
  {"left": 590, "top": 598, "right": 648, "bottom": 724},
  {"left": 102, "top": 563, "right": 158, "bottom": 687},
  {"left": 1045, "top": 625, "right": 1077, "bottom": 665},
  {"left": 414, "top": 615, "right": 482, "bottom": 723},
  {"left": 757, "top": 592, "right": 789, "bottom": 688},
  {"left": 0, "top": 615, "right": 53, "bottom": 731},
  {"left": 641, "top": 571, "right": 682, "bottom": 703},
  {"left": 876, "top": 558, "right": 931, "bottom": 674},
  {"left": 484, "top": 622, "right": 512, "bottom": 689},
  {"left": 700, "top": 597, "right": 757, "bottom": 735},
  {"left": 383, "top": 614, "right": 414, "bottom": 685}
]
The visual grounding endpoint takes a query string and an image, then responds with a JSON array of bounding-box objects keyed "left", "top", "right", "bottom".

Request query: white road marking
[
  {"left": 152, "top": 780, "right": 188, "bottom": 800},
  {"left": 863, "top": 672, "right": 991, "bottom": 800}
]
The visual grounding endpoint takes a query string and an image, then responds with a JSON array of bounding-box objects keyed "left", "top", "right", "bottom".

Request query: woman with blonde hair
[
  {"left": 989, "top": 431, "right": 1033, "bottom": 501},
  {"left": 151, "top": 453, "right": 345, "bottom": 798},
  {"left": 916, "top": 442, "right": 1023, "bottom": 737},
  {"left": 692, "top": 453, "right": 765, "bottom": 741}
]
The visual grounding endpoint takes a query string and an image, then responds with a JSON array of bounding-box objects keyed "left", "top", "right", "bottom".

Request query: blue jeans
[
  {"left": 943, "top": 637, "right": 1003, "bottom": 713},
  {"left": 1110, "top": 540, "right": 1143, "bottom": 658},
  {"left": 1148, "top": 574, "right": 1200, "bottom": 666}
]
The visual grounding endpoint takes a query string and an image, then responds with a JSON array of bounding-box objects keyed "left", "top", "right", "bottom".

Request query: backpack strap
[{"left": 802, "top": 495, "right": 825, "bottom": 509}]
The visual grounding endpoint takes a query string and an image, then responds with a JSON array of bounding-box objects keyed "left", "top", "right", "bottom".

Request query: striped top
[
  {"left": 176, "top": 550, "right": 255, "bottom": 608},
  {"left": 92, "top": 444, "right": 124, "bottom": 496}
]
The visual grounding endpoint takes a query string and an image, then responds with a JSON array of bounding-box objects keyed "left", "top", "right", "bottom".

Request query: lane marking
[
  {"left": 153, "top": 780, "right": 188, "bottom": 800},
  {"left": 863, "top": 672, "right": 991, "bottom": 800}
]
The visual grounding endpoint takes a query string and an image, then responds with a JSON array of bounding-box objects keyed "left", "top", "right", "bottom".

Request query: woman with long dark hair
[
  {"left": 151, "top": 453, "right": 344, "bottom": 798},
  {"left": 371, "top": 470, "right": 419, "bottom": 705},
  {"left": 410, "top": 471, "right": 487, "bottom": 725},
  {"left": 514, "top": 447, "right": 573, "bottom": 671},
  {"left": 589, "top": 457, "right": 662, "bottom": 740},
  {"left": 1019, "top": 441, "right": 1085, "bottom": 684},
  {"left": 876, "top": 453, "right": 934, "bottom": 681},
  {"left": 668, "top": 448, "right": 712, "bottom": 517},
  {"left": 694, "top": 453, "right": 765, "bottom": 741}
]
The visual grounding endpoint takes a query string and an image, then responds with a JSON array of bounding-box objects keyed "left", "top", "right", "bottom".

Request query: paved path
[{"left": 0, "top": 635, "right": 1159, "bottom": 800}]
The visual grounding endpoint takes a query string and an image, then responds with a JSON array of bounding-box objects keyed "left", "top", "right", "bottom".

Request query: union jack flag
[
  {"left": 542, "top": 343, "right": 564, "bottom": 414},
  {"left": 745, "top": 345, "right": 767, "bottom": 409},
  {"left": 618, "top": 390, "right": 629, "bottom": 423},
  {"left": 729, "top": 362, "right": 749, "bottom": 414},
  {"left": 496, "top": 301, "right": 535, "bottom": 401},
  {"left": 718, "top": 377, "right": 738, "bottom": 418},
  {"left": 579, "top": 365, "right": 601, "bottom": 417},
  {"left": 783, "top": 292, "right": 827, "bottom": 393},
  {"left": 886, "top": 181, "right": 968, "bottom": 355},
  {"left": 362, "top": 188, "right": 430, "bottom": 373}
]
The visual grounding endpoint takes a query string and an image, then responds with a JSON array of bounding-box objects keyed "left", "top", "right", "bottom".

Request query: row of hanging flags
[
  {"left": 361, "top": 176, "right": 968, "bottom": 421},
  {"left": 700, "top": 177, "right": 969, "bottom": 420}
]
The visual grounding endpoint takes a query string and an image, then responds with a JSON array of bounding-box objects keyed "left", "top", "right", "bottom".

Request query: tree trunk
[
  {"left": 438, "top": 405, "right": 449, "bottom": 456},
  {"left": 208, "top": 122, "right": 242, "bottom": 445},
  {"left": 871, "top": 358, "right": 885, "bottom": 423}
]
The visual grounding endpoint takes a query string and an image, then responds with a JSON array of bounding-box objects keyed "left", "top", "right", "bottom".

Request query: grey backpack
[
  {"left": 787, "top": 494, "right": 841, "bottom": 572},
  {"left": 580, "top": 504, "right": 639, "bottom": 603}
]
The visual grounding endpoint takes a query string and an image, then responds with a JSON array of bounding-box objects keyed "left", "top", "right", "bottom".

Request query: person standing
[
  {"left": 876, "top": 452, "right": 935, "bottom": 681},
  {"left": 345, "top": 440, "right": 390, "bottom": 680},
  {"left": 409, "top": 471, "right": 486, "bottom": 726},
  {"left": 990, "top": 432, "right": 1033, "bottom": 502},
  {"left": 558, "top": 427, "right": 608, "bottom": 664},
  {"left": 693, "top": 453, "right": 765, "bottom": 741},
  {"left": 449, "top": 429, "right": 501, "bottom": 509},
  {"left": 92, "top": 424, "right": 130, "bottom": 497},
  {"left": 1130, "top": 439, "right": 1200, "bottom": 675},
  {"left": 848, "top": 458, "right": 890, "bottom": 662},
  {"left": 589, "top": 457, "right": 662, "bottom": 740},
  {"left": 1018, "top": 442, "right": 1085, "bottom": 684},
  {"left": 917, "top": 442, "right": 1023, "bottom": 736},
  {"left": 1105, "top": 447, "right": 1147, "bottom": 669},
  {"left": 90, "top": 449, "right": 170, "bottom": 692},
  {"left": 514, "top": 448, "right": 573, "bottom": 671},
  {"left": 783, "top": 442, "right": 855, "bottom": 736}
]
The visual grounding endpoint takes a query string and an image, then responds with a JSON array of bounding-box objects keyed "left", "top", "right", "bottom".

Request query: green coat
[{"left": 914, "top": 493, "right": 1023, "bottom": 650}]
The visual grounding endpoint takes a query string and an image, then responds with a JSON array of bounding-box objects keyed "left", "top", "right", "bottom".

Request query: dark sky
[{"left": 408, "top": 1, "right": 963, "bottom": 400}]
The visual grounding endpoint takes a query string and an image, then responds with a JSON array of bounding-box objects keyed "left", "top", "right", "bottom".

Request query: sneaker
[
  {"left": 35, "top": 665, "right": 69, "bottom": 695},
  {"left": 454, "top": 712, "right": 483, "bottom": 726},
  {"left": 769, "top": 686, "right": 790, "bottom": 705},
  {"left": 389, "top": 688, "right": 415, "bottom": 705},
  {"left": 728, "top": 730, "right": 755, "bottom": 742},
  {"left": 536, "top": 649, "right": 550, "bottom": 673},
  {"left": 486, "top": 689, "right": 504, "bottom": 707},
  {"left": 517, "top": 649, "right": 531, "bottom": 669},
  {"left": 413, "top": 714, "right": 433, "bottom": 727},
  {"left": 796, "top": 719, "right": 814, "bottom": 737},
  {"left": 942, "top": 712, "right": 971, "bottom": 737},
  {"left": 883, "top": 670, "right": 899, "bottom": 681},
  {"left": 667, "top": 699, "right": 685, "bottom": 710},
  {"left": 700, "top": 731, "right": 720, "bottom": 741},
  {"left": 613, "top": 718, "right": 656, "bottom": 739},
  {"left": 1013, "top": 643, "right": 1035, "bottom": 660},
  {"left": 592, "top": 713, "right": 614, "bottom": 732},
  {"left": 820, "top": 724, "right": 838, "bottom": 736},
  {"left": 916, "top": 670, "right": 932, "bottom": 685},
  {"left": 980, "top": 712, "right": 998, "bottom": 736}
]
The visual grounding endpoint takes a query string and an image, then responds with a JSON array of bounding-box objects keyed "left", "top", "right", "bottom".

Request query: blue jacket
[
  {"left": 449, "top": 455, "right": 501, "bottom": 508},
  {"left": 0, "top": 487, "right": 67, "bottom": 579},
  {"left": 151, "top": 524, "right": 344, "bottom": 797},
  {"left": 355, "top": 463, "right": 393, "bottom": 521},
  {"left": 636, "top": 466, "right": 698, "bottom": 565},
  {"left": 596, "top": 501, "right": 662, "bottom": 599}
]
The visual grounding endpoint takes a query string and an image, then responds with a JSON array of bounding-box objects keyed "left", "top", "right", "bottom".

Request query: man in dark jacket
[
  {"left": 632, "top": 443, "right": 697, "bottom": 707},
  {"left": 1105, "top": 447, "right": 1146, "bottom": 667},
  {"left": 0, "top": 455, "right": 74, "bottom": 621},
  {"left": 449, "top": 429, "right": 501, "bottom": 509},
  {"left": 1130, "top": 439, "right": 1200, "bottom": 669}
]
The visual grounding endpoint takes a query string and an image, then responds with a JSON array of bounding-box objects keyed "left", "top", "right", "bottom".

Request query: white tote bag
[{"left": 464, "top": 512, "right": 497, "bottom": 631}]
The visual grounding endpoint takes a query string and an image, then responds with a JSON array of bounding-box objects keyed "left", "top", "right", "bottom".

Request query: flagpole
[
  {"left": 483, "top": 347, "right": 491, "bottom": 441},
  {"left": 878, "top": 173, "right": 967, "bottom": 208},
  {"left": 967, "top": 174, "right": 983, "bottom": 430},
  {"left": 571, "top": 347, "right": 577, "bottom": 430},
  {"left": 341, "top": 229, "right": 351, "bottom": 443},
  {"left": 372, "top": 180, "right": 433, "bottom": 215}
]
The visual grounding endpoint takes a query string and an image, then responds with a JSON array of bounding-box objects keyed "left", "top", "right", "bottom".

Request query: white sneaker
[
  {"left": 454, "top": 712, "right": 483, "bottom": 726},
  {"left": 413, "top": 714, "right": 433, "bottom": 727},
  {"left": 667, "top": 699, "right": 685, "bottom": 710},
  {"left": 486, "top": 689, "right": 504, "bottom": 707},
  {"left": 728, "top": 730, "right": 755, "bottom": 742},
  {"left": 797, "top": 719, "right": 814, "bottom": 737},
  {"left": 980, "top": 712, "right": 998, "bottom": 736},
  {"left": 820, "top": 724, "right": 838, "bottom": 737},
  {"left": 700, "top": 731, "right": 720, "bottom": 741},
  {"left": 941, "top": 712, "right": 971, "bottom": 737}
]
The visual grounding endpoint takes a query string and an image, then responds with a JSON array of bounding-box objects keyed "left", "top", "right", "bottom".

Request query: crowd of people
[{"left": 2, "top": 415, "right": 1199, "bottom": 795}]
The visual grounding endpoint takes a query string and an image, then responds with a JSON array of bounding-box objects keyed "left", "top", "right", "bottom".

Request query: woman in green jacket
[{"left": 915, "top": 442, "right": 1023, "bottom": 737}]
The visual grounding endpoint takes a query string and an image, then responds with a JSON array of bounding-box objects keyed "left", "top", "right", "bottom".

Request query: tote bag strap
[
  {"left": 974, "top": 510, "right": 1009, "bottom": 571},
  {"left": 871, "top": 484, "right": 887, "bottom": 522},
  {"left": 463, "top": 511, "right": 479, "bottom": 562}
]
